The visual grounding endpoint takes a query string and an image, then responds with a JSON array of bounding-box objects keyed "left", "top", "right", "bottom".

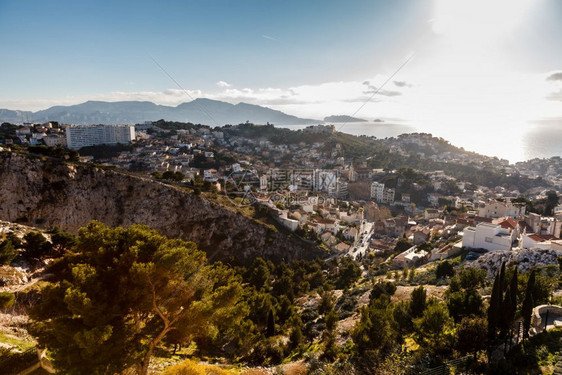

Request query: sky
[{"left": 1, "top": 0, "right": 562, "bottom": 161}]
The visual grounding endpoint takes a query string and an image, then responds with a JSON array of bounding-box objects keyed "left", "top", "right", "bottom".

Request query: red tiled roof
[
  {"left": 528, "top": 234, "right": 558, "bottom": 242},
  {"left": 498, "top": 217, "right": 518, "bottom": 229}
]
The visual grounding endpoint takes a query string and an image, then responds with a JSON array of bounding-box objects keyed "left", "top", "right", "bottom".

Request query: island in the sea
[{"left": 324, "top": 115, "right": 367, "bottom": 123}]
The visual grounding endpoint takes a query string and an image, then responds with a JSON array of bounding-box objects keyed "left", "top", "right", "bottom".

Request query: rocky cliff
[
  {"left": 467, "top": 248, "right": 562, "bottom": 277},
  {"left": 0, "top": 151, "right": 323, "bottom": 264}
]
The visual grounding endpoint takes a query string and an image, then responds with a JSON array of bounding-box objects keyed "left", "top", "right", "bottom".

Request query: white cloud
[
  {"left": 2, "top": 70, "right": 560, "bottom": 131},
  {"left": 216, "top": 81, "right": 232, "bottom": 88}
]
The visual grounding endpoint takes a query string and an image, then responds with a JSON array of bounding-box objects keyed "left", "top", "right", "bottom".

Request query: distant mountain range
[
  {"left": 0, "top": 99, "right": 319, "bottom": 126},
  {"left": 323, "top": 115, "right": 367, "bottom": 123}
]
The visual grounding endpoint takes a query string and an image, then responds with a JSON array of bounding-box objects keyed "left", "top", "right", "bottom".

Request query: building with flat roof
[
  {"left": 66, "top": 124, "right": 135, "bottom": 149},
  {"left": 462, "top": 222, "right": 515, "bottom": 251}
]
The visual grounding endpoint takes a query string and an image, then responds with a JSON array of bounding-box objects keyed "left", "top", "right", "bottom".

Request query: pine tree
[
  {"left": 28, "top": 221, "right": 245, "bottom": 375},
  {"left": 0, "top": 240, "right": 17, "bottom": 265},
  {"left": 409, "top": 286, "right": 427, "bottom": 318}
]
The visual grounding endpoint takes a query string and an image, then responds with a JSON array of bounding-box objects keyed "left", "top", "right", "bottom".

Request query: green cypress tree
[
  {"left": 499, "top": 286, "right": 512, "bottom": 337},
  {"left": 487, "top": 270, "right": 500, "bottom": 342},
  {"left": 522, "top": 270, "right": 536, "bottom": 340},
  {"left": 509, "top": 268, "right": 518, "bottom": 323},
  {"left": 498, "top": 261, "right": 506, "bottom": 292},
  {"left": 499, "top": 268, "right": 519, "bottom": 338},
  {"left": 266, "top": 309, "right": 275, "bottom": 337}
]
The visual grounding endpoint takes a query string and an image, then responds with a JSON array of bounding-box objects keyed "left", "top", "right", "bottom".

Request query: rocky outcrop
[
  {"left": 0, "top": 151, "right": 324, "bottom": 264},
  {"left": 467, "top": 248, "right": 562, "bottom": 277}
]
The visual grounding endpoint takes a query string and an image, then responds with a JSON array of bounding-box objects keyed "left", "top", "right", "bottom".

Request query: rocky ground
[
  {"left": 468, "top": 248, "right": 562, "bottom": 277},
  {"left": 0, "top": 221, "right": 46, "bottom": 354}
]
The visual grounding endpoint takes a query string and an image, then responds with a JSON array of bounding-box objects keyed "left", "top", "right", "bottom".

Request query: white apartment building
[
  {"left": 382, "top": 188, "right": 395, "bottom": 204},
  {"left": 370, "top": 181, "right": 395, "bottom": 204},
  {"left": 462, "top": 222, "right": 515, "bottom": 251},
  {"left": 66, "top": 124, "right": 135, "bottom": 149},
  {"left": 525, "top": 213, "right": 562, "bottom": 238},
  {"left": 371, "top": 182, "right": 384, "bottom": 200},
  {"left": 477, "top": 199, "right": 526, "bottom": 219}
]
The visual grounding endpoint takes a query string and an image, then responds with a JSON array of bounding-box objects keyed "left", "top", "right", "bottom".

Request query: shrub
[
  {"left": 436, "top": 260, "right": 455, "bottom": 279},
  {"left": 23, "top": 232, "right": 52, "bottom": 258},
  {"left": 0, "top": 292, "right": 15, "bottom": 310},
  {"left": 369, "top": 281, "right": 397, "bottom": 302},
  {"left": 0, "top": 240, "right": 17, "bottom": 265}
]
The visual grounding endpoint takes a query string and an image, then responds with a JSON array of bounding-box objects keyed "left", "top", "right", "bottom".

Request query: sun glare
[{"left": 431, "top": 0, "right": 535, "bottom": 40}]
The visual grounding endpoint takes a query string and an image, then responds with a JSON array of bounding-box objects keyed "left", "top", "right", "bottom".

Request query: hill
[
  {"left": 0, "top": 109, "right": 33, "bottom": 124},
  {"left": 0, "top": 99, "right": 319, "bottom": 126},
  {"left": 0, "top": 150, "right": 324, "bottom": 264}
]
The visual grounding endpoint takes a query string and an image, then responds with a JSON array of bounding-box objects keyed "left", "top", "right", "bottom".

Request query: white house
[
  {"left": 477, "top": 199, "right": 526, "bottom": 219},
  {"left": 520, "top": 233, "right": 557, "bottom": 250},
  {"left": 393, "top": 246, "right": 429, "bottom": 268},
  {"left": 203, "top": 169, "right": 218, "bottom": 182},
  {"left": 462, "top": 222, "right": 514, "bottom": 251}
]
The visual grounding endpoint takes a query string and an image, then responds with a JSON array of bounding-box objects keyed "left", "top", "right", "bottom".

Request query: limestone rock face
[
  {"left": 0, "top": 152, "right": 323, "bottom": 264},
  {"left": 468, "top": 248, "right": 562, "bottom": 277}
]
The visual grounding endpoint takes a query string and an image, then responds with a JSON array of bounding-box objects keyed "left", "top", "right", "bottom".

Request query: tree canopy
[{"left": 29, "top": 221, "right": 245, "bottom": 375}]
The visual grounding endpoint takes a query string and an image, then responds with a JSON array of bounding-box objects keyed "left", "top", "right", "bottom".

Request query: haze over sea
[{"left": 278, "top": 119, "right": 562, "bottom": 164}]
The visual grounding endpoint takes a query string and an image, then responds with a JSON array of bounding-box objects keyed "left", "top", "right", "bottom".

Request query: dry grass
[
  {"left": 239, "top": 369, "right": 271, "bottom": 375},
  {"left": 391, "top": 285, "right": 448, "bottom": 303},
  {"left": 163, "top": 360, "right": 236, "bottom": 375},
  {"left": 281, "top": 362, "right": 308, "bottom": 375}
]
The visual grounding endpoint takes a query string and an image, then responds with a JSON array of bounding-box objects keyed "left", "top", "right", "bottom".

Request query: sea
[{"left": 276, "top": 119, "right": 562, "bottom": 164}]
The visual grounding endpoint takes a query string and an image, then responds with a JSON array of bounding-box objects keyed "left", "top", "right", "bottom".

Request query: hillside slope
[{"left": 0, "top": 151, "right": 323, "bottom": 263}]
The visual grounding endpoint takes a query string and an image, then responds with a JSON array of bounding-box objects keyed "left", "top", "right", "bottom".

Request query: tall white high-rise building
[{"left": 66, "top": 125, "right": 135, "bottom": 149}]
